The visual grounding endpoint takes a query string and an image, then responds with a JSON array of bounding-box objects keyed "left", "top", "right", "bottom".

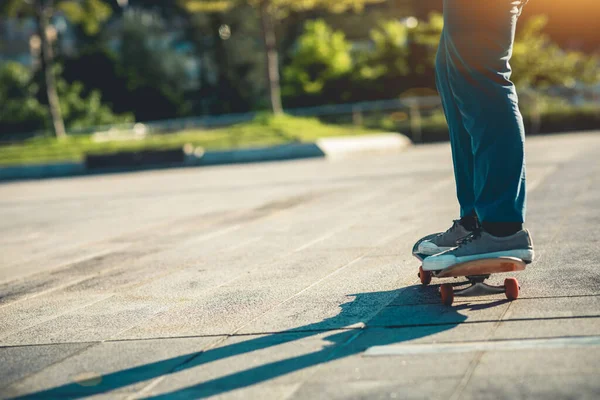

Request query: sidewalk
[{"left": 0, "top": 131, "right": 599, "bottom": 399}]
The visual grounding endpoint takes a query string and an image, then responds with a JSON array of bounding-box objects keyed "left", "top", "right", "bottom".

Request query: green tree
[
  {"left": 0, "top": 62, "right": 49, "bottom": 135},
  {"left": 281, "top": 14, "right": 443, "bottom": 105},
  {"left": 116, "top": 8, "right": 190, "bottom": 120},
  {"left": 352, "top": 13, "right": 441, "bottom": 100},
  {"left": 0, "top": 62, "right": 132, "bottom": 137},
  {"left": 187, "top": 7, "right": 266, "bottom": 114},
  {"left": 406, "top": 12, "right": 443, "bottom": 82},
  {"left": 57, "top": 77, "right": 134, "bottom": 129},
  {"left": 357, "top": 19, "right": 410, "bottom": 81},
  {"left": 0, "top": 0, "right": 112, "bottom": 138},
  {"left": 512, "top": 15, "right": 600, "bottom": 89},
  {"left": 283, "top": 19, "right": 352, "bottom": 96},
  {"left": 179, "top": 0, "right": 385, "bottom": 115}
]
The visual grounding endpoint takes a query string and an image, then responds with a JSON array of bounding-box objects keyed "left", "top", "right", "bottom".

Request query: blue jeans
[{"left": 436, "top": 0, "right": 528, "bottom": 223}]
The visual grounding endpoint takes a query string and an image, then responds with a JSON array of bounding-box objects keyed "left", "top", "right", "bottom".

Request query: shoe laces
[
  {"left": 443, "top": 220, "right": 460, "bottom": 235},
  {"left": 456, "top": 227, "right": 483, "bottom": 247},
  {"left": 434, "top": 220, "right": 461, "bottom": 242}
]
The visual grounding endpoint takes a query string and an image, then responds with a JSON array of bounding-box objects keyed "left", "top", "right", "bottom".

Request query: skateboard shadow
[{"left": 8, "top": 287, "right": 506, "bottom": 399}]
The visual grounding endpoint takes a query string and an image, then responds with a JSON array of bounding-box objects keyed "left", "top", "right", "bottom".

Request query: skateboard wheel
[
  {"left": 440, "top": 283, "right": 454, "bottom": 306},
  {"left": 504, "top": 278, "right": 519, "bottom": 300},
  {"left": 419, "top": 266, "right": 432, "bottom": 286}
]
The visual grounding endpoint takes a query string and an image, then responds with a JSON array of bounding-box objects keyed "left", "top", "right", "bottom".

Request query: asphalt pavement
[{"left": 1, "top": 131, "right": 599, "bottom": 399}]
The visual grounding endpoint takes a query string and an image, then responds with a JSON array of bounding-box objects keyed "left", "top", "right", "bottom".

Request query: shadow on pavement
[{"left": 10, "top": 286, "right": 502, "bottom": 399}]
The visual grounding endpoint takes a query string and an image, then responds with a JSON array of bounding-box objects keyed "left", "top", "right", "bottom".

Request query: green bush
[
  {"left": 0, "top": 62, "right": 49, "bottom": 134},
  {"left": 365, "top": 105, "right": 600, "bottom": 142},
  {"left": 57, "top": 79, "right": 133, "bottom": 130},
  {"left": 0, "top": 62, "right": 133, "bottom": 138},
  {"left": 283, "top": 19, "right": 355, "bottom": 107},
  {"left": 283, "top": 19, "right": 352, "bottom": 96},
  {"left": 531, "top": 106, "right": 600, "bottom": 134},
  {"left": 512, "top": 16, "right": 600, "bottom": 89},
  {"left": 282, "top": 13, "right": 598, "bottom": 108}
]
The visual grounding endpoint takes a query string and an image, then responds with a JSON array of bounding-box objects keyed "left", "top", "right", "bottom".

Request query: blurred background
[{"left": 0, "top": 0, "right": 598, "bottom": 167}]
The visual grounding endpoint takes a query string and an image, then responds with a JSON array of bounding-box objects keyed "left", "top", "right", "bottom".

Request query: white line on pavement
[{"left": 364, "top": 335, "right": 600, "bottom": 356}]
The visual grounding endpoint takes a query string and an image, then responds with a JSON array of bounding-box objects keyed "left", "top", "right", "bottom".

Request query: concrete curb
[
  {"left": 0, "top": 162, "right": 85, "bottom": 181},
  {"left": 197, "top": 142, "right": 326, "bottom": 165},
  {"left": 0, "top": 133, "right": 411, "bottom": 182},
  {"left": 316, "top": 133, "right": 412, "bottom": 160}
]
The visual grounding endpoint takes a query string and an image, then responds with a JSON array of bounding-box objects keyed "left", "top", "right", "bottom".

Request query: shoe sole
[{"left": 423, "top": 249, "right": 535, "bottom": 272}]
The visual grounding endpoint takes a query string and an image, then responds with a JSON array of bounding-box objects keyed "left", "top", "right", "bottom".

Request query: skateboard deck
[{"left": 435, "top": 257, "right": 526, "bottom": 278}]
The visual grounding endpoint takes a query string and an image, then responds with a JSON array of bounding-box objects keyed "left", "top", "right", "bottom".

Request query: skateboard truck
[
  {"left": 453, "top": 273, "right": 520, "bottom": 295},
  {"left": 452, "top": 275, "right": 506, "bottom": 296},
  {"left": 437, "top": 274, "right": 520, "bottom": 306}
]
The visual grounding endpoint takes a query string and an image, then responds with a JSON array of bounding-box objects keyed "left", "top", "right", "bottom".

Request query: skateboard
[{"left": 412, "top": 234, "right": 526, "bottom": 306}]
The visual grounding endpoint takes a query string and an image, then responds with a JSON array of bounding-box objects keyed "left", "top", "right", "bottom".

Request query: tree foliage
[
  {"left": 283, "top": 19, "right": 352, "bottom": 95},
  {"left": 2, "top": 1, "right": 599, "bottom": 134},
  {"left": 512, "top": 15, "right": 600, "bottom": 89},
  {"left": 0, "top": 0, "right": 114, "bottom": 138},
  {"left": 0, "top": 62, "right": 132, "bottom": 137},
  {"left": 57, "top": 0, "right": 112, "bottom": 35},
  {"left": 356, "top": 13, "right": 441, "bottom": 86},
  {"left": 0, "top": 0, "right": 112, "bottom": 35},
  {"left": 179, "top": 0, "right": 384, "bottom": 15},
  {"left": 178, "top": 0, "right": 385, "bottom": 113},
  {"left": 56, "top": 74, "right": 133, "bottom": 130},
  {"left": 284, "top": 12, "right": 599, "bottom": 106},
  {"left": 0, "top": 62, "right": 49, "bottom": 134},
  {"left": 357, "top": 20, "right": 410, "bottom": 80},
  {"left": 190, "top": 6, "right": 267, "bottom": 114},
  {"left": 117, "top": 8, "right": 189, "bottom": 119}
]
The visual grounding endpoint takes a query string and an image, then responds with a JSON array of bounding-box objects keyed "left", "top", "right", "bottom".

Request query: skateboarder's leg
[
  {"left": 443, "top": 0, "right": 527, "bottom": 225},
  {"left": 435, "top": 29, "right": 476, "bottom": 219},
  {"left": 415, "top": 30, "right": 479, "bottom": 256},
  {"left": 422, "top": 0, "right": 535, "bottom": 271}
]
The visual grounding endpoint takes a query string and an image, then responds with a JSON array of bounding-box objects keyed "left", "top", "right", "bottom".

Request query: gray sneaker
[
  {"left": 417, "top": 220, "right": 473, "bottom": 256},
  {"left": 422, "top": 228, "right": 535, "bottom": 271}
]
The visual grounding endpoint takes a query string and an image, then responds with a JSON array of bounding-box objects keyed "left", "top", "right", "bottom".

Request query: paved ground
[{"left": 1, "top": 131, "right": 599, "bottom": 399}]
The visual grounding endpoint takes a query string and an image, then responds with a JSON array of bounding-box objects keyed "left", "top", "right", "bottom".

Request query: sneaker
[
  {"left": 422, "top": 228, "right": 535, "bottom": 271},
  {"left": 417, "top": 220, "right": 473, "bottom": 256}
]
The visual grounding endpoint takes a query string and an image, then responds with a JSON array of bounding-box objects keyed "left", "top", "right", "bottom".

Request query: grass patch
[{"left": 0, "top": 114, "right": 381, "bottom": 166}]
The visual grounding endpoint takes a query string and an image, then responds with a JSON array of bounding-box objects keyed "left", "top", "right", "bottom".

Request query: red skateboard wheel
[
  {"left": 419, "top": 266, "right": 432, "bottom": 286},
  {"left": 440, "top": 283, "right": 454, "bottom": 306},
  {"left": 504, "top": 277, "right": 519, "bottom": 300}
]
